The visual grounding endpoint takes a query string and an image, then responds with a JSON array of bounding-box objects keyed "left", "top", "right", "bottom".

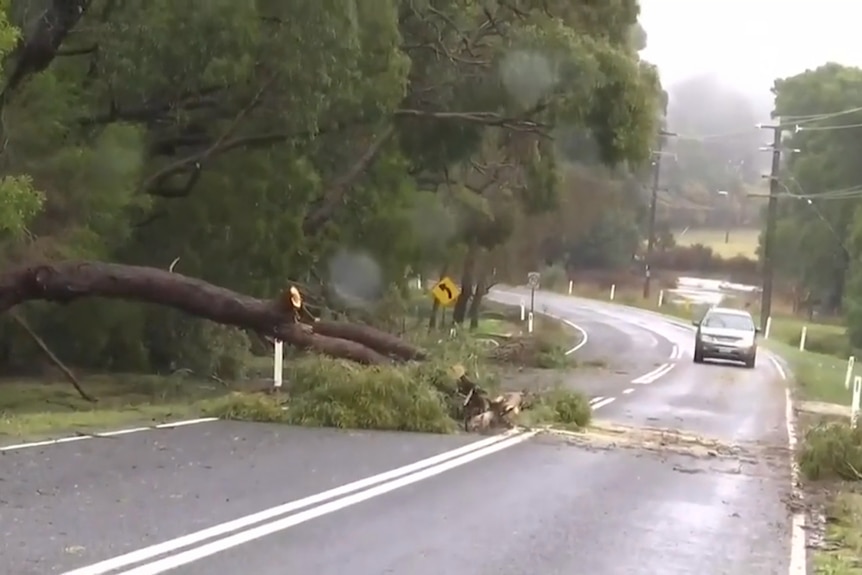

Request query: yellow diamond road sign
[{"left": 431, "top": 276, "right": 460, "bottom": 306}]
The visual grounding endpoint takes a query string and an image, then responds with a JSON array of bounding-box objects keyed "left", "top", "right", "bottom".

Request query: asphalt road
[{"left": 2, "top": 289, "right": 796, "bottom": 575}]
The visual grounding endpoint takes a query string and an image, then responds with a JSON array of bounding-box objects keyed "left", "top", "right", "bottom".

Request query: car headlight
[{"left": 700, "top": 335, "right": 717, "bottom": 343}]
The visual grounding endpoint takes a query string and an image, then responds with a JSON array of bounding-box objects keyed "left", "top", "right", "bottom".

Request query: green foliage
[
  {"left": 0, "top": 175, "right": 42, "bottom": 236},
  {"left": 0, "top": 0, "right": 663, "bottom": 381},
  {"left": 204, "top": 356, "right": 458, "bottom": 433},
  {"left": 798, "top": 421, "right": 862, "bottom": 481},
  {"left": 525, "top": 387, "right": 591, "bottom": 429},
  {"left": 770, "top": 64, "right": 862, "bottom": 317},
  {"left": 540, "top": 264, "right": 568, "bottom": 290}
]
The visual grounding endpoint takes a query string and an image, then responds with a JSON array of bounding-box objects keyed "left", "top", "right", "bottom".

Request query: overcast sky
[{"left": 638, "top": 0, "right": 862, "bottom": 97}]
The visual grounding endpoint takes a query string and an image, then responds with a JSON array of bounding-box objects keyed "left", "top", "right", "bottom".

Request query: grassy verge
[
  {"left": 814, "top": 490, "right": 862, "bottom": 574},
  {"left": 0, "top": 301, "right": 591, "bottom": 443},
  {"left": 776, "top": 333, "right": 862, "bottom": 573},
  {"left": 764, "top": 340, "right": 856, "bottom": 406},
  {"left": 0, "top": 374, "right": 227, "bottom": 444}
]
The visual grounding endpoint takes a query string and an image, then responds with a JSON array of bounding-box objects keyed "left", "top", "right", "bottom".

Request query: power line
[
  {"left": 798, "top": 121, "right": 862, "bottom": 132},
  {"left": 779, "top": 177, "right": 851, "bottom": 256},
  {"left": 782, "top": 105, "right": 862, "bottom": 126}
]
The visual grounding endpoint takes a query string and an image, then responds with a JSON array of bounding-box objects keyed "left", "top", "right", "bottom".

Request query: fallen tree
[
  {"left": 0, "top": 261, "right": 426, "bottom": 365},
  {"left": 0, "top": 261, "right": 587, "bottom": 431}
]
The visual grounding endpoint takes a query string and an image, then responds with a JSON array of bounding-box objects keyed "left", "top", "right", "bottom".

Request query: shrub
[
  {"left": 523, "top": 387, "right": 591, "bottom": 429},
  {"left": 798, "top": 421, "right": 862, "bottom": 481},
  {"left": 540, "top": 264, "right": 568, "bottom": 291},
  {"left": 283, "top": 356, "right": 456, "bottom": 433}
]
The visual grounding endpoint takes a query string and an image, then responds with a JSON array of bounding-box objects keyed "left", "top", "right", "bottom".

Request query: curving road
[{"left": 1, "top": 288, "right": 799, "bottom": 575}]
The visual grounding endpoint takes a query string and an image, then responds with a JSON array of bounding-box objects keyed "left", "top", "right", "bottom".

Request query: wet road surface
[{"left": 2, "top": 290, "right": 795, "bottom": 575}]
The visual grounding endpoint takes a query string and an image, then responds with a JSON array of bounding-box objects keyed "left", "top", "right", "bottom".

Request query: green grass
[
  {"left": 674, "top": 227, "right": 760, "bottom": 258},
  {"left": 768, "top": 340, "right": 856, "bottom": 405},
  {"left": 815, "top": 491, "right": 862, "bottom": 574},
  {"left": 768, "top": 316, "right": 851, "bottom": 358},
  {"left": 475, "top": 317, "right": 519, "bottom": 336},
  {"left": 0, "top": 374, "right": 227, "bottom": 443}
]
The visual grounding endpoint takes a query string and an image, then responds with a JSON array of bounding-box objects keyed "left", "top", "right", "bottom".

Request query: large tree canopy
[
  {"left": 766, "top": 63, "right": 862, "bottom": 323},
  {"left": 0, "top": 0, "right": 663, "bottom": 373}
]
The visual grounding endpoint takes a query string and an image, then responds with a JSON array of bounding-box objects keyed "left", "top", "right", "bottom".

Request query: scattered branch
[{"left": 8, "top": 309, "right": 95, "bottom": 402}]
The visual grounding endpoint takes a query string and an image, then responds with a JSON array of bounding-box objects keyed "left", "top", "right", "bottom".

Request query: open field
[{"left": 675, "top": 227, "right": 760, "bottom": 259}]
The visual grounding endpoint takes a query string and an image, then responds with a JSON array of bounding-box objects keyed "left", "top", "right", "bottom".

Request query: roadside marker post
[
  {"left": 527, "top": 312, "right": 534, "bottom": 333},
  {"left": 658, "top": 289, "right": 664, "bottom": 307},
  {"left": 609, "top": 284, "right": 616, "bottom": 301},
  {"left": 520, "top": 299, "right": 526, "bottom": 321},
  {"left": 764, "top": 316, "right": 772, "bottom": 339},
  {"left": 845, "top": 356, "right": 856, "bottom": 390},
  {"left": 568, "top": 280, "right": 573, "bottom": 295},
  {"left": 852, "top": 376, "right": 861, "bottom": 428},
  {"left": 273, "top": 340, "right": 283, "bottom": 388},
  {"left": 799, "top": 326, "right": 807, "bottom": 351}
]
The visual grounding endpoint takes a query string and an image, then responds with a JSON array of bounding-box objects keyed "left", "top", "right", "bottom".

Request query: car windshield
[{"left": 702, "top": 312, "right": 755, "bottom": 331}]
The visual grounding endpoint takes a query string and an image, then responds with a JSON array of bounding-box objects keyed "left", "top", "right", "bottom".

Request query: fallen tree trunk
[{"left": 0, "top": 261, "right": 425, "bottom": 365}]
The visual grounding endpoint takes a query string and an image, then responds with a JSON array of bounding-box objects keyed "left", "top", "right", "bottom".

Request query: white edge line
[
  {"left": 775, "top": 354, "right": 806, "bottom": 575},
  {"left": 99, "top": 431, "right": 539, "bottom": 575},
  {"left": 61, "top": 429, "right": 527, "bottom": 575},
  {"left": 484, "top": 289, "right": 587, "bottom": 355},
  {"left": 589, "top": 396, "right": 605, "bottom": 405},
  {"left": 622, "top": 388, "right": 634, "bottom": 395},
  {"left": 1, "top": 417, "right": 221, "bottom": 453},
  {"left": 562, "top": 319, "right": 589, "bottom": 355}
]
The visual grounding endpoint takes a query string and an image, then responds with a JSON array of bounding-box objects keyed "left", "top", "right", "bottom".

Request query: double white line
[
  {"left": 63, "top": 429, "right": 536, "bottom": 575},
  {"left": 631, "top": 362, "right": 676, "bottom": 384}
]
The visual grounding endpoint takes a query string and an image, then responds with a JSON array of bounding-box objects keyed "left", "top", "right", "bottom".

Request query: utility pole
[
  {"left": 643, "top": 130, "right": 676, "bottom": 299},
  {"left": 759, "top": 123, "right": 783, "bottom": 332}
]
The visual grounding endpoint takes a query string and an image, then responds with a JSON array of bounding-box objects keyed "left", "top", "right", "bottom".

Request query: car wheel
[{"left": 744, "top": 354, "right": 756, "bottom": 369}]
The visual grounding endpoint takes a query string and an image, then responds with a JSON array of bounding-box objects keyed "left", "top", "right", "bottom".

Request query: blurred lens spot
[{"left": 327, "top": 249, "right": 383, "bottom": 307}]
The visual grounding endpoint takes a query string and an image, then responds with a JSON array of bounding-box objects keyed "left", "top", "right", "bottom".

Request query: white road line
[
  {"left": 0, "top": 417, "right": 219, "bottom": 453},
  {"left": 487, "top": 291, "right": 588, "bottom": 355},
  {"left": 589, "top": 396, "right": 605, "bottom": 405},
  {"left": 591, "top": 397, "right": 615, "bottom": 410},
  {"left": 622, "top": 388, "right": 634, "bottom": 395},
  {"left": 770, "top": 355, "right": 788, "bottom": 381},
  {"left": 671, "top": 345, "right": 680, "bottom": 359},
  {"left": 99, "top": 431, "right": 538, "bottom": 575},
  {"left": 778, "top": 358, "right": 806, "bottom": 575},
  {"left": 631, "top": 363, "right": 675, "bottom": 384},
  {"left": 562, "top": 318, "right": 589, "bottom": 354},
  {"left": 61, "top": 429, "right": 528, "bottom": 575}
]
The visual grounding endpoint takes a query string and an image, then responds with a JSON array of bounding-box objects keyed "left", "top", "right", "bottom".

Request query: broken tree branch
[
  {"left": 8, "top": 309, "right": 96, "bottom": 402},
  {"left": 0, "top": 261, "right": 427, "bottom": 365}
]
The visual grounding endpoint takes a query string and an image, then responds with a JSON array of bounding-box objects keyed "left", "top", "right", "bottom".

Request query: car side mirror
[{"left": 755, "top": 327, "right": 761, "bottom": 334}]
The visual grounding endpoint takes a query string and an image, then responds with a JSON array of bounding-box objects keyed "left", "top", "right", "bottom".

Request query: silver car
[{"left": 692, "top": 307, "right": 760, "bottom": 368}]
